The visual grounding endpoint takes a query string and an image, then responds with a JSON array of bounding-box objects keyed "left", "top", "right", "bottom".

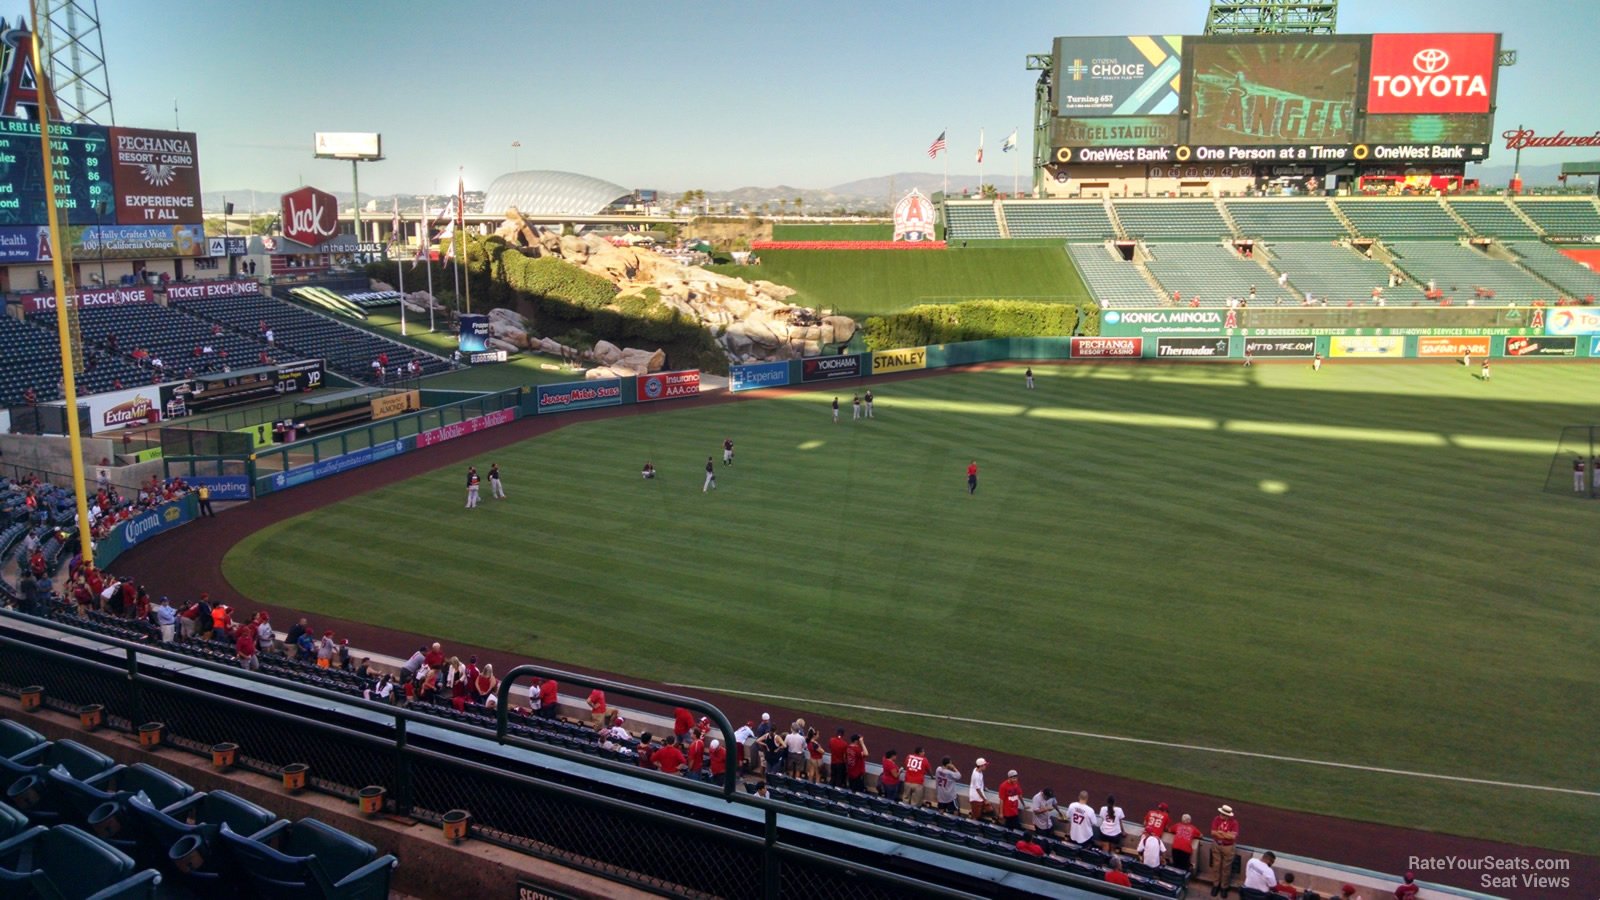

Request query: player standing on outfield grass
[
  {"left": 1025, "top": 367, "right": 1034, "bottom": 388},
  {"left": 864, "top": 389, "right": 874, "bottom": 418},
  {"left": 703, "top": 456, "right": 717, "bottom": 493},
  {"left": 1242, "top": 352, "right": 1253, "bottom": 368},
  {"left": 832, "top": 397, "right": 840, "bottom": 423},
  {"left": 853, "top": 393, "right": 862, "bottom": 420},
  {"left": 1480, "top": 360, "right": 1491, "bottom": 381},
  {"left": 1312, "top": 353, "right": 1323, "bottom": 372},
  {"left": 723, "top": 437, "right": 734, "bottom": 466},
  {"left": 1575, "top": 457, "right": 1586, "bottom": 493},
  {"left": 488, "top": 463, "right": 505, "bottom": 499},
  {"left": 465, "top": 467, "right": 480, "bottom": 509},
  {"left": 966, "top": 460, "right": 979, "bottom": 496}
]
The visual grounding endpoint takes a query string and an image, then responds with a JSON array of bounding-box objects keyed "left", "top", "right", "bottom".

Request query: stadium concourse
[{"left": 103, "top": 362, "right": 1600, "bottom": 900}]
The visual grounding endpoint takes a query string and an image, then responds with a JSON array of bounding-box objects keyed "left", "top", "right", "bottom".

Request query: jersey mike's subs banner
[
  {"left": 871, "top": 347, "right": 927, "bottom": 375},
  {"left": 1244, "top": 336, "right": 1316, "bottom": 358},
  {"left": 1070, "top": 336, "right": 1143, "bottom": 358},
  {"left": 536, "top": 378, "right": 623, "bottom": 413},
  {"left": 1416, "top": 335, "right": 1490, "bottom": 358},
  {"left": 801, "top": 354, "right": 862, "bottom": 382},
  {"left": 1503, "top": 336, "right": 1575, "bottom": 357},
  {"left": 1329, "top": 335, "right": 1405, "bottom": 358},
  {"left": 636, "top": 370, "right": 701, "bottom": 403},
  {"left": 730, "top": 361, "right": 790, "bottom": 392}
]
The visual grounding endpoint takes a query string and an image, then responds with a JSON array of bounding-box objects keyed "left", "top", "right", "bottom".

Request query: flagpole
[
  {"left": 394, "top": 198, "right": 407, "bottom": 337},
  {"left": 1013, "top": 125, "right": 1020, "bottom": 198},
  {"left": 422, "top": 196, "right": 435, "bottom": 332},
  {"left": 978, "top": 128, "right": 985, "bottom": 193},
  {"left": 459, "top": 168, "right": 471, "bottom": 316},
  {"left": 942, "top": 125, "right": 948, "bottom": 198}
]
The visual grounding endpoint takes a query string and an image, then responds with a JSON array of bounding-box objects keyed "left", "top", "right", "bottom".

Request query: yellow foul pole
[{"left": 30, "top": 4, "right": 95, "bottom": 569}]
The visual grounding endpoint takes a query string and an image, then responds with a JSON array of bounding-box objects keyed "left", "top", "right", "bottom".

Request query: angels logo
[
  {"left": 139, "top": 163, "right": 178, "bottom": 186},
  {"left": 893, "top": 189, "right": 937, "bottom": 242}
]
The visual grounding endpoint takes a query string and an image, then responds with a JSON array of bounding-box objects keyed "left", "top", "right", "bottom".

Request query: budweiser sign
[
  {"left": 1368, "top": 34, "right": 1496, "bottom": 115},
  {"left": 1502, "top": 128, "right": 1600, "bottom": 150},
  {"left": 280, "top": 186, "right": 340, "bottom": 246}
]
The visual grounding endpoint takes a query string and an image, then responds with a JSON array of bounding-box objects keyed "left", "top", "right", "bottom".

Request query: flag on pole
[
  {"left": 391, "top": 198, "right": 401, "bottom": 239},
  {"left": 926, "top": 131, "right": 947, "bottom": 159},
  {"left": 456, "top": 171, "right": 466, "bottom": 230},
  {"left": 1002, "top": 128, "right": 1018, "bottom": 152},
  {"left": 975, "top": 128, "right": 984, "bottom": 164}
]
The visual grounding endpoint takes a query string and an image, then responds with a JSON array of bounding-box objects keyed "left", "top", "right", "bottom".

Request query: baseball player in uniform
[
  {"left": 1312, "top": 353, "right": 1323, "bottom": 371},
  {"left": 723, "top": 438, "right": 734, "bottom": 466},
  {"left": 703, "top": 456, "right": 717, "bottom": 493},
  {"left": 1024, "top": 367, "right": 1034, "bottom": 388},
  {"left": 832, "top": 397, "right": 840, "bottom": 423},
  {"left": 1576, "top": 457, "right": 1587, "bottom": 494},
  {"left": 1480, "top": 360, "right": 1490, "bottom": 381},
  {"left": 488, "top": 463, "right": 506, "bottom": 499},
  {"left": 864, "top": 389, "right": 874, "bottom": 418},
  {"left": 465, "top": 467, "right": 480, "bottom": 508},
  {"left": 966, "top": 460, "right": 978, "bottom": 496},
  {"left": 852, "top": 394, "right": 862, "bottom": 420}
]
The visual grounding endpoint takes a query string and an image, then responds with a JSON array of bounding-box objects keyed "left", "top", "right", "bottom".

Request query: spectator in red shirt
[
  {"left": 653, "top": 735, "right": 686, "bottom": 774},
  {"left": 844, "top": 734, "right": 868, "bottom": 792},
  {"left": 1104, "top": 857, "right": 1132, "bottom": 888},
  {"left": 423, "top": 642, "right": 446, "bottom": 669},
  {"left": 878, "top": 750, "right": 901, "bottom": 801},
  {"left": 1211, "top": 804, "right": 1241, "bottom": 896},
  {"left": 998, "top": 770, "right": 1024, "bottom": 830},
  {"left": 901, "top": 746, "right": 930, "bottom": 807},
  {"left": 1014, "top": 837, "right": 1045, "bottom": 857},
  {"left": 586, "top": 688, "right": 607, "bottom": 727},
  {"left": 805, "top": 728, "right": 824, "bottom": 782},
  {"left": 1272, "top": 872, "right": 1302, "bottom": 898},
  {"left": 673, "top": 707, "right": 694, "bottom": 742},
  {"left": 235, "top": 628, "right": 258, "bottom": 671},
  {"left": 828, "top": 729, "right": 849, "bottom": 787},
  {"left": 686, "top": 729, "right": 706, "bottom": 777},
  {"left": 635, "top": 733, "right": 655, "bottom": 768},
  {"left": 707, "top": 739, "right": 727, "bottom": 780},
  {"left": 1392, "top": 871, "right": 1419, "bottom": 900},
  {"left": 1143, "top": 802, "right": 1172, "bottom": 837},
  {"left": 1170, "top": 813, "right": 1202, "bottom": 872},
  {"left": 537, "top": 677, "right": 559, "bottom": 720}
]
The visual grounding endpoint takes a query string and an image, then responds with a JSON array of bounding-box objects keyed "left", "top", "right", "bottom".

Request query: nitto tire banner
[
  {"left": 537, "top": 379, "right": 623, "bottom": 413},
  {"left": 1244, "top": 336, "right": 1316, "bottom": 358},
  {"left": 1503, "top": 336, "right": 1575, "bottom": 357},
  {"left": 1417, "top": 335, "right": 1490, "bottom": 357},
  {"left": 1329, "top": 335, "right": 1405, "bottom": 358},
  {"left": 871, "top": 347, "right": 927, "bottom": 374},
  {"left": 1156, "top": 337, "right": 1232, "bottom": 358},
  {"left": 801, "top": 354, "right": 862, "bottom": 382},
  {"left": 637, "top": 370, "right": 701, "bottom": 402},
  {"left": 1070, "top": 336, "right": 1143, "bottom": 358},
  {"left": 730, "top": 361, "right": 790, "bottom": 392}
]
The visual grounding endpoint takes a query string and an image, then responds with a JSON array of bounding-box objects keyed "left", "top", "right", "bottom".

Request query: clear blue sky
[{"left": 88, "top": 0, "right": 1598, "bottom": 194}]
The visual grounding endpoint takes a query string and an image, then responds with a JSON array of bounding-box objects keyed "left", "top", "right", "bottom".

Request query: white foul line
[{"left": 666, "top": 683, "right": 1599, "bottom": 799}]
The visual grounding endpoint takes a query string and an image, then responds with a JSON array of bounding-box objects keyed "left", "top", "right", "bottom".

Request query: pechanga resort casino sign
[{"left": 280, "top": 186, "right": 340, "bottom": 246}]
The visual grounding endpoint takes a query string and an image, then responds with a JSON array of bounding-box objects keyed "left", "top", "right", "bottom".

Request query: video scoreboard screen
[
  {"left": 0, "top": 119, "right": 111, "bottom": 226},
  {"left": 1049, "top": 32, "right": 1501, "bottom": 165}
]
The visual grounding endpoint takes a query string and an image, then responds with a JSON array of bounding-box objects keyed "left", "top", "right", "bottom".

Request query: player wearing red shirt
[
  {"left": 901, "top": 747, "right": 930, "bottom": 807},
  {"left": 966, "top": 460, "right": 979, "bottom": 496},
  {"left": 998, "top": 771, "right": 1024, "bottom": 829},
  {"left": 1169, "top": 814, "right": 1202, "bottom": 872},
  {"left": 1143, "top": 802, "right": 1172, "bottom": 837},
  {"left": 653, "top": 737, "right": 686, "bottom": 774},
  {"left": 828, "top": 729, "right": 849, "bottom": 787},
  {"left": 1211, "top": 805, "right": 1241, "bottom": 894}
]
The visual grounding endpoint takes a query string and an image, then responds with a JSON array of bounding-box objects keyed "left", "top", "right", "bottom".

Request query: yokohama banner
[
  {"left": 1368, "top": 34, "right": 1496, "bottom": 114},
  {"left": 801, "top": 354, "right": 862, "bottom": 382},
  {"left": 1070, "top": 336, "right": 1143, "bottom": 358},
  {"left": 636, "top": 370, "right": 701, "bottom": 402}
]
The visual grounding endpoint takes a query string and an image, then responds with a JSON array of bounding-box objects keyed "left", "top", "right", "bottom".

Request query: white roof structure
[{"left": 481, "top": 170, "right": 631, "bottom": 216}]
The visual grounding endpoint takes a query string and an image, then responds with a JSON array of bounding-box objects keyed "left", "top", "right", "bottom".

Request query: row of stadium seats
[
  {"left": 944, "top": 197, "right": 1600, "bottom": 242},
  {"left": 1266, "top": 243, "right": 1402, "bottom": 305},
  {"left": 29, "top": 302, "right": 286, "bottom": 377},
  {"left": 1506, "top": 242, "right": 1600, "bottom": 298},
  {"left": 0, "top": 715, "right": 397, "bottom": 899},
  {"left": 1065, "top": 244, "right": 1166, "bottom": 305},
  {"left": 1386, "top": 242, "right": 1555, "bottom": 304},
  {"left": 1143, "top": 244, "right": 1297, "bottom": 305}
]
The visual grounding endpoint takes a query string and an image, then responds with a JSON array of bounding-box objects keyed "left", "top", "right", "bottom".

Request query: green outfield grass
[
  {"left": 224, "top": 362, "right": 1600, "bottom": 855},
  {"left": 708, "top": 246, "right": 1088, "bottom": 317}
]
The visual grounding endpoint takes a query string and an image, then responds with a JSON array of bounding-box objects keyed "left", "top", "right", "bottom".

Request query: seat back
[
  {"left": 279, "top": 818, "right": 377, "bottom": 882},
  {"left": 0, "top": 800, "right": 28, "bottom": 840},
  {"left": 198, "top": 791, "right": 277, "bottom": 836},
  {"left": 33, "top": 824, "right": 137, "bottom": 900},
  {"left": 0, "top": 721, "right": 46, "bottom": 759},
  {"left": 42, "top": 742, "right": 115, "bottom": 782},
  {"left": 104, "top": 765, "right": 194, "bottom": 812},
  {"left": 218, "top": 823, "right": 316, "bottom": 899}
]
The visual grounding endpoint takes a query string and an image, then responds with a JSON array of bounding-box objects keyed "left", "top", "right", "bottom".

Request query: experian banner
[
  {"left": 730, "top": 361, "right": 790, "bottom": 392},
  {"left": 536, "top": 378, "right": 624, "bottom": 413},
  {"left": 636, "top": 370, "right": 701, "bottom": 402},
  {"left": 801, "top": 354, "right": 862, "bottom": 382},
  {"left": 1054, "top": 35, "right": 1183, "bottom": 116},
  {"left": 871, "top": 347, "right": 927, "bottom": 374}
]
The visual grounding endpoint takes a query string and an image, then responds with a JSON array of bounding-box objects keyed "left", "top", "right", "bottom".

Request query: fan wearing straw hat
[{"left": 1210, "top": 803, "right": 1240, "bottom": 897}]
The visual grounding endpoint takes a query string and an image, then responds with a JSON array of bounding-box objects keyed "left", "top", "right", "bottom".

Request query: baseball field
[{"left": 222, "top": 361, "right": 1600, "bottom": 856}]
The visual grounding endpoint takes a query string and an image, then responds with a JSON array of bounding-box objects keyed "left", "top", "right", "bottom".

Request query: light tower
[
  {"left": 34, "top": 0, "right": 113, "bottom": 124},
  {"left": 1204, "top": 0, "right": 1338, "bottom": 35}
]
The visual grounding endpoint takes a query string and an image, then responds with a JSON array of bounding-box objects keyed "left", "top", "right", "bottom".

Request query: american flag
[{"left": 927, "top": 131, "right": 947, "bottom": 159}]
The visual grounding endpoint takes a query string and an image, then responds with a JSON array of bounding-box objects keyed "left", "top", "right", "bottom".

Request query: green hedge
[
  {"left": 862, "top": 300, "right": 1100, "bottom": 350},
  {"left": 368, "top": 236, "right": 728, "bottom": 374}
]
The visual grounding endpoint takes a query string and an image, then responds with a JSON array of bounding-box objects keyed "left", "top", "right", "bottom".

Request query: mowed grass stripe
[{"left": 225, "top": 363, "right": 1600, "bottom": 854}]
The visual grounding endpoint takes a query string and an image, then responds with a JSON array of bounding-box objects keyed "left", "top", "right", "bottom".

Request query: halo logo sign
[{"left": 1368, "top": 33, "right": 1495, "bottom": 114}]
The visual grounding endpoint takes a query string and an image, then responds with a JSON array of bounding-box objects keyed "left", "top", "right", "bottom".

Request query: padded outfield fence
[{"left": 0, "top": 611, "right": 1131, "bottom": 900}]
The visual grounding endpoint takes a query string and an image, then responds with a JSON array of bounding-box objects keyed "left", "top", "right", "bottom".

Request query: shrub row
[{"left": 861, "top": 300, "right": 1101, "bottom": 350}]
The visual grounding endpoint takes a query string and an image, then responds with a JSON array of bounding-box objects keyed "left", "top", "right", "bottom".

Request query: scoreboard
[{"left": 0, "top": 118, "right": 112, "bottom": 226}]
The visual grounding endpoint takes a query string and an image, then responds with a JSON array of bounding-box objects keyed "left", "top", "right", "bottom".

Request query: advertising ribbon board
[
  {"left": 730, "top": 361, "right": 790, "bottom": 392},
  {"left": 1503, "top": 336, "right": 1575, "bottom": 357},
  {"left": 270, "top": 439, "right": 408, "bottom": 491},
  {"left": 185, "top": 475, "right": 252, "bottom": 502},
  {"left": 871, "top": 347, "right": 928, "bottom": 374},
  {"left": 96, "top": 494, "right": 199, "bottom": 566},
  {"left": 165, "top": 279, "right": 261, "bottom": 301},
  {"left": 801, "top": 354, "right": 862, "bottom": 382},
  {"left": 416, "top": 407, "right": 517, "bottom": 448},
  {"left": 536, "top": 379, "right": 624, "bottom": 414},
  {"left": 636, "top": 370, "right": 701, "bottom": 403},
  {"left": 1099, "top": 308, "right": 1225, "bottom": 336},
  {"left": 1545, "top": 308, "right": 1600, "bottom": 336},
  {"left": 1243, "top": 336, "right": 1316, "bottom": 358},
  {"left": 1070, "top": 336, "right": 1143, "bottom": 358},
  {"left": 1417, "top": 335, "right": 1490, "bottom": 357},
  {"left": 20, "top": 285, "right": 154, "bottom": 314},
  {"left": 371, "top": 390, "right": 420, "bottom": 420},
  {"left": 1329, "top": 335, "right": 1405, "bottom": 357},
  {"left": 1156, "top": 337, "right": 1232, "bottom": 358}
]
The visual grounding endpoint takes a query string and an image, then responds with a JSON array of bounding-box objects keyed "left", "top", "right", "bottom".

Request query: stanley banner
[{"left": 871, "top": 347, "right": 927, "bottom": 375}]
